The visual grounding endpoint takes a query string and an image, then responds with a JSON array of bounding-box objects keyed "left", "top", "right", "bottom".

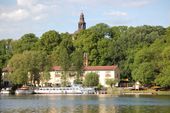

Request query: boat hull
[
  {"left": 15, "top": 89, "right": 34, "bottom": 94},
  {"left": 34, "top": 87, "right": 95, "bottom": 94},
  {"left": 0, "top": 88, "right": 12, "bottom": 94}
]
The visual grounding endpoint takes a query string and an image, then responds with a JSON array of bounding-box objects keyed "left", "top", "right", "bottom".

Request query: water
[{"left": 0, "top": 94, "right": 170, "bottom": 113}]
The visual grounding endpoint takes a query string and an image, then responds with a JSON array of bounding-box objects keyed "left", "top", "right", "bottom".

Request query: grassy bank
[{"left": 107, "top": 88, "right": 170, "bottom": 95}]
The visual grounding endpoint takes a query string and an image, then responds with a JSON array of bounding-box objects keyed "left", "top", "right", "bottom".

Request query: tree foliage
[
  {"left": 71, "top": 49, "right": 84, "bottom": 83},
  {"left": 8, "top": 51, "right": 50, "bottom": 85},
  {"left": 83, "top": 72, "right": 99, "bottom": 87},
  {"left": 36, "top": 30, "right": 61, "bottom": 53},
  {"left": 106, "top": 78, "right": 118, "bottom": 88},
  {"left": 12, "top": 33, "right": 38, "bottom": 53},
  {"left": 1, "top": 24, "right": 169, "bottom": 87}
]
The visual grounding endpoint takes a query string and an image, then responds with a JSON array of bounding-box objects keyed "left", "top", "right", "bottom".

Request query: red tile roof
[
  {"left": 52, "top": 66, "right": 62, "bottom": 71},
  {"left": 52, "top": 65, "right": 117, "bottom": 71},
  {"left": 84, "top": 66, "right": 117, "bottom": 71}
]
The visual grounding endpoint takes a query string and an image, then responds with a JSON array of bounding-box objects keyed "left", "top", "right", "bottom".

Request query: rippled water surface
[{"left": 0, "top": 94, "right": 170, "bottom": 113}]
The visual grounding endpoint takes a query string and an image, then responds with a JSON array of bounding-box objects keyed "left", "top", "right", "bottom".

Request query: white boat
[
  {"left": 34, "top": 85, "right": 95, "bottom": 94},
  {"left": 15, "top": 86, "right": 34, "bottom": 95},
  {"left": 0, "top": 88, "right": 12, "bottom": 94}
]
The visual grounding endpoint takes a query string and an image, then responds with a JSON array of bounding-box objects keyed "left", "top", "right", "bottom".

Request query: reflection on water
[{"left": 0, "top": 95, "right": 170, "bottom": 113}]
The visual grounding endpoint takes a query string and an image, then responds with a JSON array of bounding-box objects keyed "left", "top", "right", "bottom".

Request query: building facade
[{"left": 48, "top": 65, "right": 120, "bottom": 87}]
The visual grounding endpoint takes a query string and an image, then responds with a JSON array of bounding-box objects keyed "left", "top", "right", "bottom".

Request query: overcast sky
[{"left": 0, "top": 0, "right": 170, "bottom": 39}]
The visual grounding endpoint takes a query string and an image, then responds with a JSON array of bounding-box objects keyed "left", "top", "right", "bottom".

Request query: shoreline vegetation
[
  {"left": 1, "top": 24, "right": 170, "bottom": 91},
  {"left": 106, "top": 87, "right": 170, "bottom": 96},
  {"left": 2, "top": 86, "right": 170, "bottom": 96}
]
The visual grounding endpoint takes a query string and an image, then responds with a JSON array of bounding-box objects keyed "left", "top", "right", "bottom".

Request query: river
[{"left": 0, "top": 94, "right": 170, "bottom": 113}]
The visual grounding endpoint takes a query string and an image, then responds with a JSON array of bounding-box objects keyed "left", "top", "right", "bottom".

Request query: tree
[
  {"left": 83, "top": 72, "right": 99, "bottom": 87},
  {"left": 8, "top": 51, "right": 51, "bottom": 85},
  {"left": 106, "top": 78, "right": 119, "bottom": 94},
  {"left": 36, "top": 30, "right": 61, "bottom": 53},
  {"left": 155, "top": 65, "right": 170, "bottom": 87},
  {"left": 155, "top": 45, "right": 170, "bottom": 87},
  {"left": 132, "top": 62, "right": 155, "bottom": 84},
  {"left": 71, "top": 49, "right": 84, "bottom": 84},
  {"left": 9, "top": 68, "right": 28, "bottom": 84},
  {"left": 12, "top": 33, "right": 38, "bottom": 53},
  {"left": 8, "top": 53, "right": 28, "bottom": 84},
  {"left": 58, "top": 47, "right": 71, "bottom": 86},
  {"left": 22, "top": 51, "right": 51, "bottom": 85},
  {"left": 97, "top": 38, "right": 111, "bottom": 65},
  {"left": 106, "top": 78, "right": 118, "bottom": 88}
]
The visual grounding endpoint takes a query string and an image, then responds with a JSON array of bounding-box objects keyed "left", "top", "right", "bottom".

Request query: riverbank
[{"left": 107, "top": 88, "right": 170, "bottom": 95}]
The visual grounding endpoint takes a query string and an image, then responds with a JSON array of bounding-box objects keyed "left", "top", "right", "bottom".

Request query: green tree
[
  {"left": 97, "top": 38, "right": 111, "bottom": 65},
  {"left": 83, "top": 72, "right": 99, "bottom": 87},
  {"left": 10, "top": 69, "right": 28, "bottom": 84},
  {"left": 106, "top": 78, "right": 118, "bottom": 88},
  {"left": 12, "top": 33, "right": 38, "bottom": 53},
  {"left": 106, "top": 78, "right": 119, "bottom": 94},
  {"left": 155, "top": 65, "right": 170, "bottom": 87},
  {"left": 23, "top": 51, "right": 51, "bottom": 85},
  {"left": 58, "top": 47, "right": 71, "bottom": 86},
  {"left": 36, "top": 30, "right": 61, "bottom": 53},
  {"left": 155, "top": 45, "right": 170, "bottom": 87},
  {"left": 71, "top": 49, "right": 84, "bottom": 84},
  {"left": 132, "top": 62, "right": 155, "bottom": 84},
  {"left": 8, "top": 51, "right": 51, "bottom": 85},
  {"left": 8, "top": 53, "right": 28, "bottom": 84}
]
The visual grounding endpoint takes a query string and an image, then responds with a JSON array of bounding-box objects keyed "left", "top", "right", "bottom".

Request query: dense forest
[{"left": 0, "top": 23, "right": 170, "bottom": 87}]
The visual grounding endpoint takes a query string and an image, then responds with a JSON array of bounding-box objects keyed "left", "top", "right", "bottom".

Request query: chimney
[{"left": 83, "top": 53, "right": 88, "bottom": 67}]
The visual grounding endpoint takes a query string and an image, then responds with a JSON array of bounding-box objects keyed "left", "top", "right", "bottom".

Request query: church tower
[{"left": 78, "top": 12, "right": 86, "bottom": 31}]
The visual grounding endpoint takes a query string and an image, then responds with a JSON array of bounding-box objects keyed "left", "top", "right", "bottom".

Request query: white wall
[
  {"left": 48, "top": 69, "right": 119, "bottom": 87},
  {"left": 84, "top": 70, "right": 116, "bottom": 87},
  {"left": 49, "top": 71, "right": 62, "bottom": 85}
]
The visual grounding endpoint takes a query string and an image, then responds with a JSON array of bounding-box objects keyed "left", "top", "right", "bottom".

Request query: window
[
  {"left": 55, "top": 74, "right": 60, "bottom": 77},
  {"left": 105, "top": 74, "right": 111, "bottom": 77}
]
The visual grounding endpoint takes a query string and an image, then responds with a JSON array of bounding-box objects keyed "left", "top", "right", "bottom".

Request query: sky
[{"left": 0, "top": 0, "right": 170, "bottom": 39}]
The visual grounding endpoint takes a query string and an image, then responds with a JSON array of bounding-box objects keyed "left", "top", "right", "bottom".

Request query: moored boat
[
  {"left": 15, "top": 86, "right": 34, "bottom": 95},
  {"left": 0, "top": 88, "right": 12, "bottom": 94},
  {"left": 34, "top": 85, "right": 95, "bottom": 94}
]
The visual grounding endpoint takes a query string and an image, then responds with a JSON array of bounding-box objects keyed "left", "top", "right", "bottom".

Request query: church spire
[{"left": 78, "top": 12, "right": 86, "bottom": 31}]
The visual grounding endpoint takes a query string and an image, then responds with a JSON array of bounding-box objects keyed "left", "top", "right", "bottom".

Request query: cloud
[
  {"left": 0, "top": 9, "right": 29, "bottom": 21},
  {"left": 68, "top": 0, "right": 154, "bottom": 7},
  {"left": 0, "top": 0, "right": 48, "bottom": 22},
  {"left": 17, "top": 0, "right": 47, "bottom": 13},
  {"left": 121, "top": 0, "right": 154, "bottom": 7},
  {"left": 17, "top": 0, "right": 36, "bottom": 7},
  {"left": 104, "top": 11, "right": 132, "bottom": 26},
  {"left": 0, "top": 0, "right": 153, "bottom": 22},
  {"left": 0, "top": 0, "right": 159, "bottom": 39},
  {"left": 106, "top": 11, "right": 128, "bottom": 17}
]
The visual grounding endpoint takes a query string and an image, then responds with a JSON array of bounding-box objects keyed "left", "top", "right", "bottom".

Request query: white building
[{"left": 48, "top": 65, "right": 120, "bottom": 87}]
